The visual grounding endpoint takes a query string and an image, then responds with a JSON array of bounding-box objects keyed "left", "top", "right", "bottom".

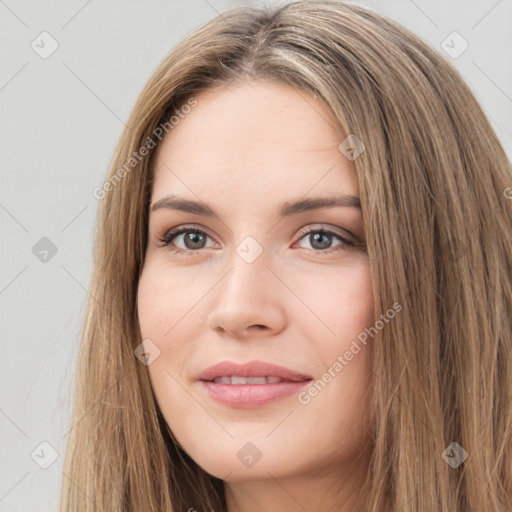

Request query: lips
[
  {"left": 197, "top": 361, "right": 313, "bottom": 408},
  {"left": 198, "top": 360, "right": 313, "bottom": 384}
]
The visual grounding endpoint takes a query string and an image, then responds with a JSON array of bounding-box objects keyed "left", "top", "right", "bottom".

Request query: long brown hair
[{"left": 60, "top": 1, "right": 512, "bottom": 510}]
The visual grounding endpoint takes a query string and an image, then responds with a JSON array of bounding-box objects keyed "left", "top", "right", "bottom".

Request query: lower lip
[{"left": 200, "top": 380, "right": 312, "bottom": 408}]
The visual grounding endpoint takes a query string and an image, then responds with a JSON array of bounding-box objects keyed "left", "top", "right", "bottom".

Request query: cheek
[
  {"left": 292, "top": 262, "right": 375, "bottom": 442},
  {"left": 136, "top": 264, "right": 193, "bottom": 379},
  {"left": 320, "top": 262, "right": 374, "bottom": 374},
  {"left": 137, "top": 270, "right": 175, "bottom": 339},
  {"left": 137, "top": 261, "right": 205, "bottom": 349},
  {"left": 335, "top": 266, "right": 373, "bottom": 335},
  {"left": 137, "top": 260, "right": 220, "bottom": 407},
  {"left": 136, "top": 265, "right": 202, "bottom": 420},
  {"left": 290, "top": 260, "right": 374, "bottom": 341}
]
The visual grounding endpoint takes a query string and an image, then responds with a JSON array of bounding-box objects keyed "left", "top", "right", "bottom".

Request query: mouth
[
  {"left": 197, "top": 360, "right": 313, "bottom": 408},
  {"left": 206, "top": 375, "right": 297, "bottom": 384},
  {"left": 198, "top": 360, "right": 313, "bottom": 383}
]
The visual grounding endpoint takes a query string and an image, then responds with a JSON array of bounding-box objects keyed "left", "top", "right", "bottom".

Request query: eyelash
[{"left": 157, "top": 224, "right": 358, "bottom": 257}]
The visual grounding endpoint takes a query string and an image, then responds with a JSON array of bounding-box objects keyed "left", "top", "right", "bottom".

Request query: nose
[{"left": 207, "top": 249, "right": 287, "bottom": 339}]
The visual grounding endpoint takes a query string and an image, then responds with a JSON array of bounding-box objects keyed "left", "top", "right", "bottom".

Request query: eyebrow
[{"left": 150, "top": 194, "right": 361, "bottom": 218}]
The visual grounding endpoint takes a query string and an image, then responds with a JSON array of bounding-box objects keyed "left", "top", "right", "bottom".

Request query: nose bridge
[
  {"left": 207, "top": 236, "right": 284, "bottom": 335},
  {"left": 220, "top": 223, "right": 270, "bottom": 290},
  {"left": 220, "top": 238, "right": 271, "bottom": 306}
]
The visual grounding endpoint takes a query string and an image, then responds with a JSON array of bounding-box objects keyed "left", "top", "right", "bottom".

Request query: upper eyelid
[
  {"left": 296, "top": 224, "right": 353, "bottom": 239},
  {"left": 162, "top": 224, "right": 218, "bottom": 244}
]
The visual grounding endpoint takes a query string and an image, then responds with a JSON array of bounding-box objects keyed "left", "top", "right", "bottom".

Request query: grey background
[{"left": 1, "top": 0, "right": 511, "bottom": 510}]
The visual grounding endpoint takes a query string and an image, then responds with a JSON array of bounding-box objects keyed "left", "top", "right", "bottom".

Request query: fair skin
[{"left": 137, "top": 79, "right": 375, "bottom": 511}]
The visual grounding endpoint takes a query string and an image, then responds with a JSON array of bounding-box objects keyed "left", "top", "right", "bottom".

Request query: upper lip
[{"left": 198, "top": 360, "right": 313, "bottom": 383}]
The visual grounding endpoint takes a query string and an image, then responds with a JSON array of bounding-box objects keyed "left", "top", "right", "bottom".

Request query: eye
[
  {"left": 157, "top": 223, "right": 361, "bottom": 257},
  {"left": 157, "top": 225, "right": 217, "bottom": 256},
  {"left": 294, "top": 225, "right": 356, "bottom": 254}
]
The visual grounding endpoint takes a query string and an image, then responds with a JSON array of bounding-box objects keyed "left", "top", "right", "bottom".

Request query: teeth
[
  {"left": 213, "top": 376, "right": 232, "bottom": 384},
  {"left": 212, "top": 375, "right": 284, "bottom": 384}
]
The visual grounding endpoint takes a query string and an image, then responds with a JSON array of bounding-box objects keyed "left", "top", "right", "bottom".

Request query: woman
[{"left": 60, "top": 1, "right": 512, "bottom": 510}]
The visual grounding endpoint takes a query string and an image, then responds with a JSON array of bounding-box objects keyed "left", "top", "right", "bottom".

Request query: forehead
[{"left": 150, "top": 80, "right": 359, "bottom": 210}]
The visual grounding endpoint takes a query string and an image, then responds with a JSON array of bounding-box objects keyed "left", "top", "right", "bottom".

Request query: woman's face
[{"left": 137, "top": 80, "right": 375, "bottom": 485}]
